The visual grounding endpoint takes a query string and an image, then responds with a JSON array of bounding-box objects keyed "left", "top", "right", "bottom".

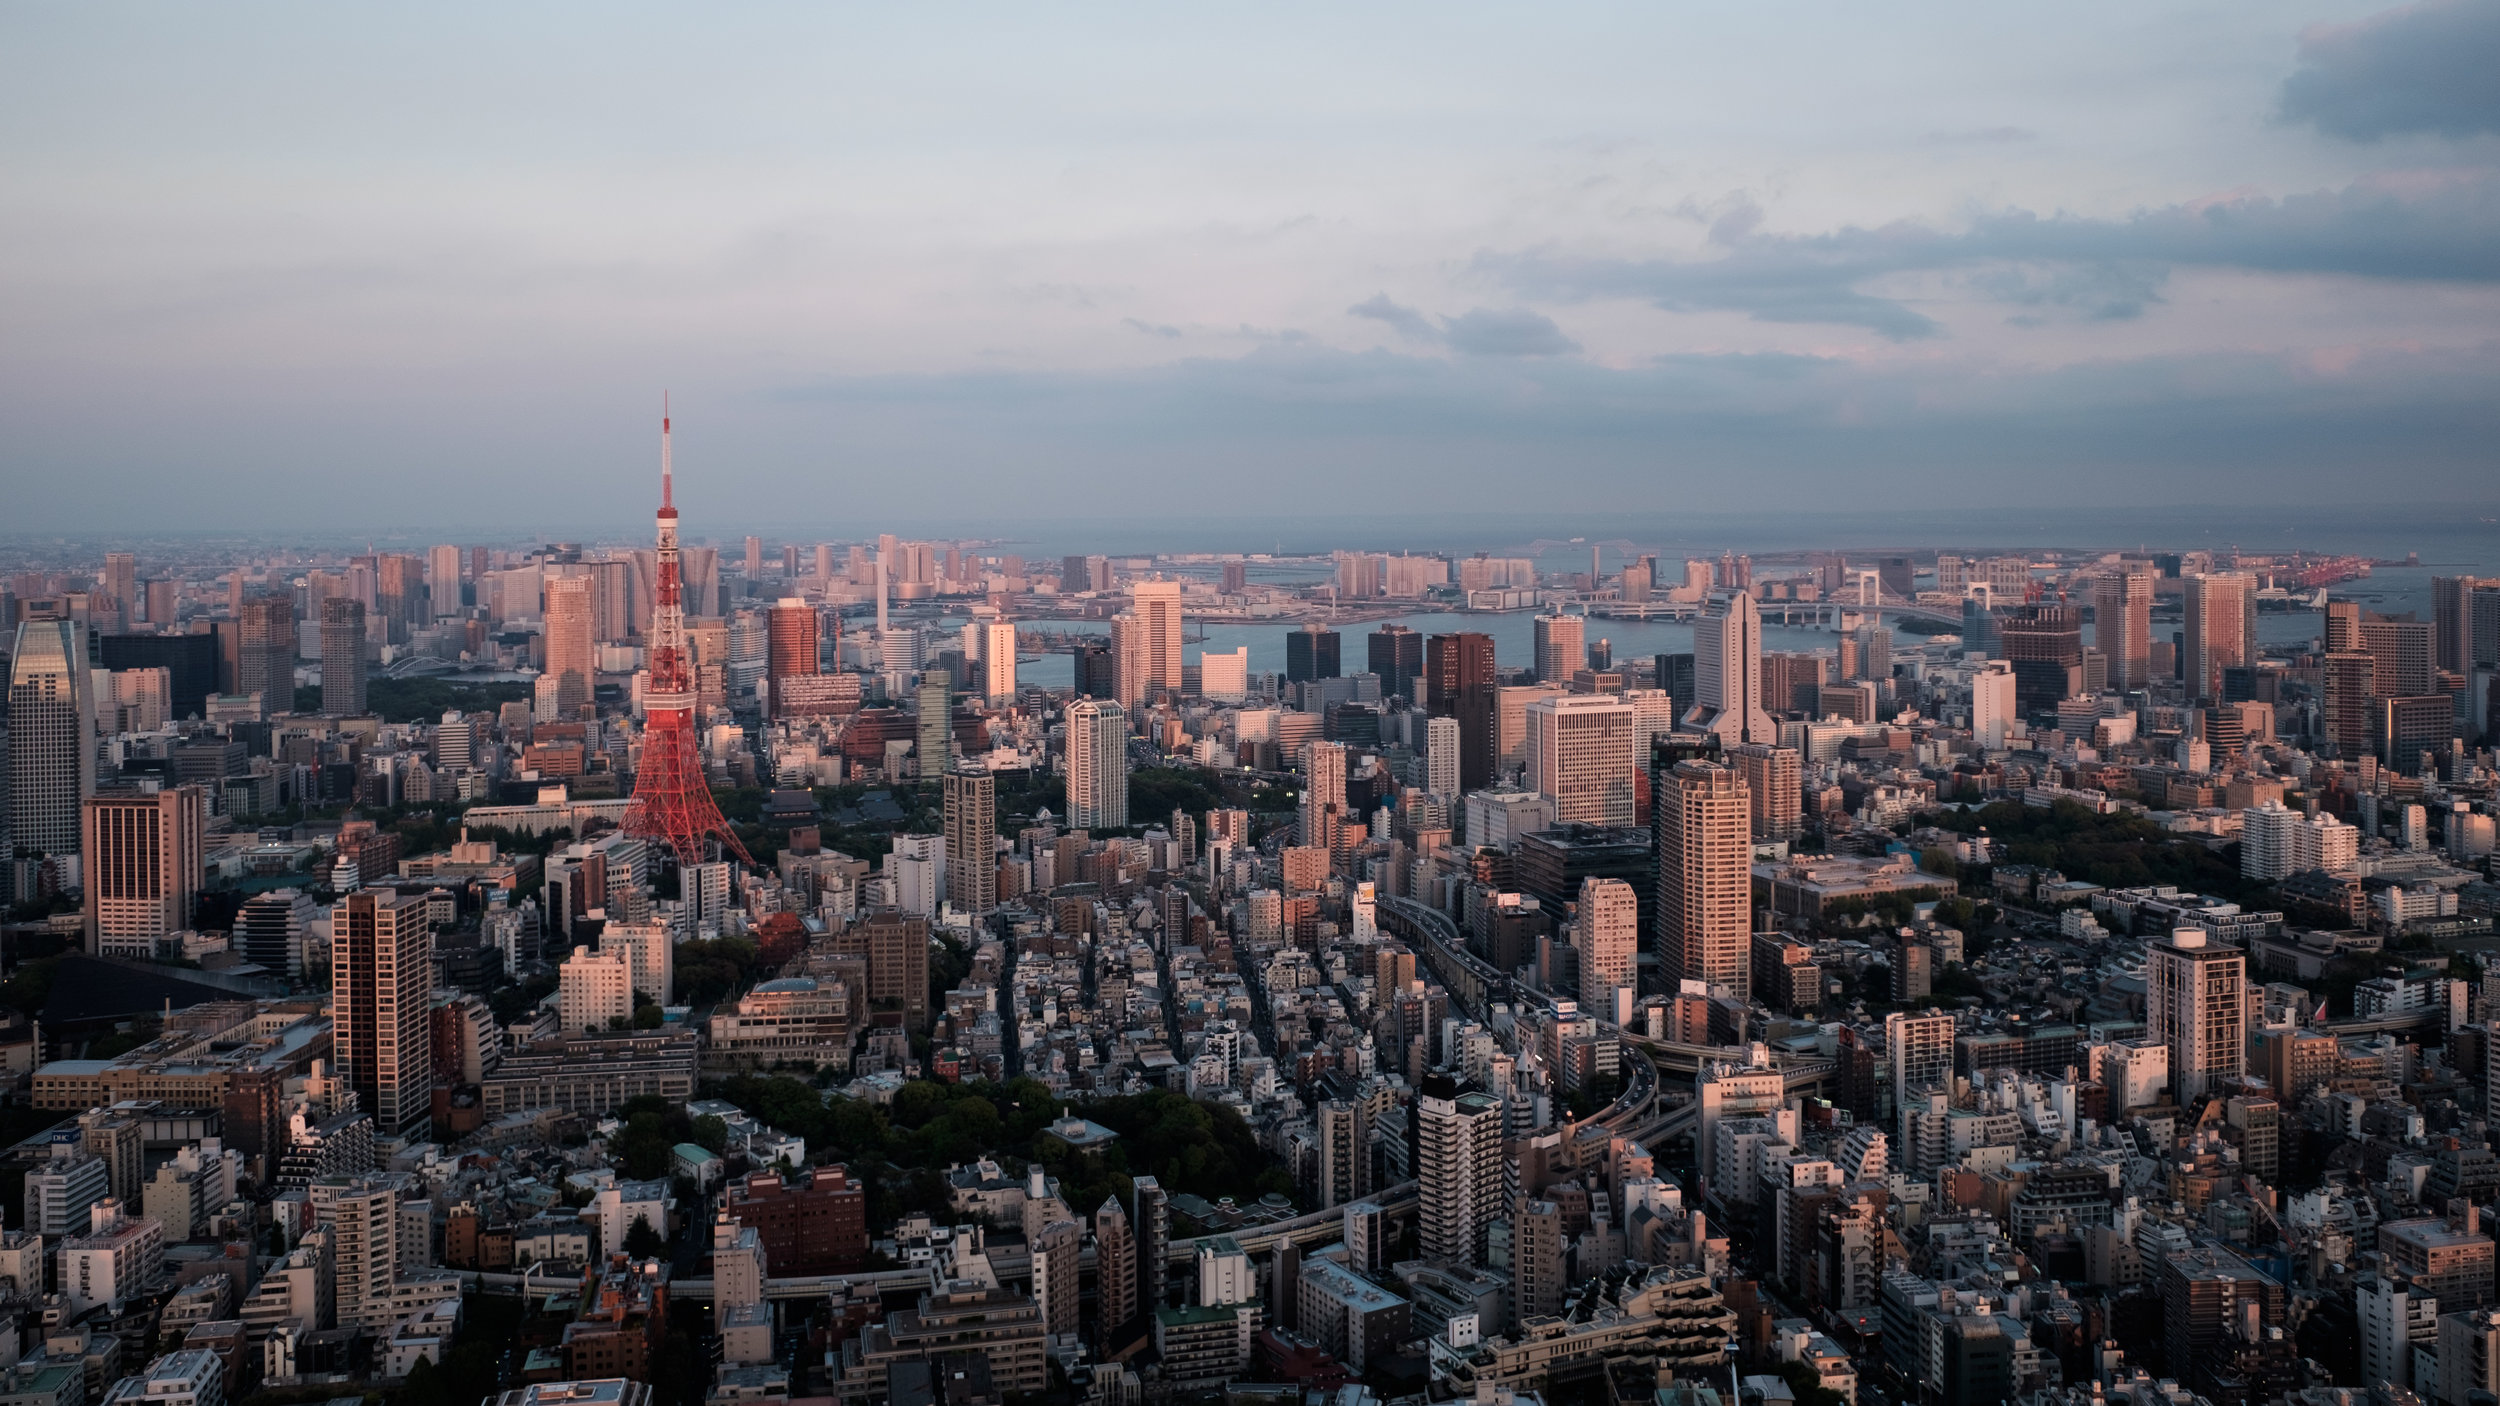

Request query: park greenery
[{"left": 707, "top": 1073, "right": 1293, "bottom": 1229}]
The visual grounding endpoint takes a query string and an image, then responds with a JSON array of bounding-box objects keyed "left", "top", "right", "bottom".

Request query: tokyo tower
[{"left": 623, "top": 402, "right": 753, "bottom": 867}]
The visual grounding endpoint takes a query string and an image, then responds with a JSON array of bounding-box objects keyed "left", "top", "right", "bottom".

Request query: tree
[{"left": 624, "top": 1213, "right": 666, "bottom": 1259}]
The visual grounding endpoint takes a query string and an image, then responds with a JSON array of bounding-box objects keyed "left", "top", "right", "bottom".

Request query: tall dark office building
[
  {"left": 319, "top": 598, "right": 367, "bottom": 717},
  {"left": 1426, "top": 632, "right": 1496, "bottom": 792},
  {"left": 2000, "top": 605, "right": 2083, "bottom": 716},
  {"left": 1654, "top": 653, "right": 1696, "bottom": 724},
  {"left": 1287, "top": 624, "right": 1341, "bottom": 684},
  {"left": 99, "top": 633, "right": 219, "bottom": 719},
  {"left": 1368, "top": 624, "right": 1422, "bottom": 702},
  {"left": 1072, "top": 641, "right": 1117, "bottom": 700}
]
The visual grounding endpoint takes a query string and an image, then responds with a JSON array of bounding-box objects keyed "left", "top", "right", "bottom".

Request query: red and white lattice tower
[{"left": 623, "top": 402, "right": 753, "bottom": 867}]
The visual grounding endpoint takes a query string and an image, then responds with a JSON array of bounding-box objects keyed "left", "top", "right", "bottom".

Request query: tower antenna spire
[{"left": 661, "top": 392, "right": 673, "bottom": 511}]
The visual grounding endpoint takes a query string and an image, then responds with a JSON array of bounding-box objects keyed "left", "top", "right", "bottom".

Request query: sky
[{"left": 3, "top": 1, "right": 2497, "bottom": 533}]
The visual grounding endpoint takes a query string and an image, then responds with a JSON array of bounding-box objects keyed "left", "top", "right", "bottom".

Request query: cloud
[
  {"left": 1347, "top": 294, "right": 1580, "bottom": 356},
  {"left": 2280, "top": 0, "right": 2500, "bottom": 140},
  {"left": 1486, "top": 170, "right": 2500, "bottom": 338},
  {"left": 1122, "top": 317, "right": 1183, "bottom": 338},
  {"left": 1348, "top": 293, "right": 1438, "bottom": 341},
  {"left": 1439, "top": 307, "right": 1580, "bottom": 357}
]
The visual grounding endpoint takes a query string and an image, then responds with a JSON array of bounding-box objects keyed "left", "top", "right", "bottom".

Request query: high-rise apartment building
[
  {"left": 981, "top": 621, "right": 1018, "bottom": 706},
  {"left": 1884, "top": 1010, "right": 1956, "bottom": 1101},
  {"left": 1525, "top": 695, "right": 1635, "bottom": 825},
  {"left": 320, "top": 598, "right": 367, "bottom": 717},
  {"left": 2359, "top": 617, "right": 2436, "bottom": 699},
  {"left": 1533, "top": 614, "right": 1585, "bottom": 685},
  {"left": 1416, "top": 1076, "right": 1504, "bottom": 1267},
  {"left": 2323, "top": 652, "right": 2377, "bottom": 757},
  {"left": 2094, "top": 570, "right": 2155, "bottom": 691},
  {"left": 81, "top": 788, "right": 203, "bottom": 959},
  {"left": 333, "top": 892, "right": 434, "bottom": 1139},
  {"left": 1095, "top": 1198, "right": 1136, "bottom": 1335},
  {"left": 1426, "top": 632, "right": 1497, "bottom": 792},
  {"left": 8, "top": 619, "right": 95, "bottom": 857},
  {"left": 1971, "top": 660, "right": 2017, "bottom": 750},
  {"left": 2434, "top": 576, "right": 2500, "bottom": 675},
  {"left": 561, "top": 944, "right": 635, "bottom": 1032},
  {"left": 1656, "top": 760, "right": 1753, "bottom": 999},
  {"left": 2182, "top": 574, "right": 2254, "bottom": 704},
  {"left": 542, "top": 575, "right": 595, "bottom": 720},
  {"left": 943, "top": 770, "right": 996, "bottom": 918},
  {"left": 765, "top": 598, "right": 818, "bottom": 718},
  {"left": 1368, "top": 625, "right": 1421, "bottom": 701},
  {"left": 1299, "top": 738, "right": 1348, "bottom": 852},
  {"left": 2148, "top": 928, "right": 2245, "bottom": 1100},
  {"left": 1733, "top": 743, "right": 1802, "bottom": 839},
  {"left": 2241, "top": 800, "right": 2360, "bottom": 881},
  {"left": 1066, "top": 698, "right": 1130, "bottom": 830},
  {"left": 1575, "top": 876, "right": 1638, "bottom": 1021},
  {"left": 236, "top": 595, "right": 295, "bottom": 714},
  {"left": 1424, "top": 715, "right": 1461, "bottom": 797},
  {"left": 1689, "top": 594, "right": 1776, "bottom": 745}
]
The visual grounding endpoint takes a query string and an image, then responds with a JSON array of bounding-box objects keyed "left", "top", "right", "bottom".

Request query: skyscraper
[
  {"left": 428, "top": 544, "right": 464, "bottom": 618},
  {"left": 2094, "top": 570, "right": 2155, "bottom": 691},
  {"left": 943, "top": 769, "right": 996, "bottom": 918},
  {"left": 765, "top": 597, "right": 818, "bottom": 719},
  {"left": 1095, "top": 1197, "right": 1136, "bottom": 1337},
  {"left": 81, "top": 788, "right": 202, "bottom": 959},
  {"left": 1122, "top": 580, "right": 1185, "bottom": 703},
  {"left": 320, "top": 598, "right": 367, "bottom": 718},
  {"left": 333, "top": 891, "right": 433, "bottom": 1139},
  {"left": 1533, "top": 613, "right": 1585, "bottom": 685},
  {"left": 1299, "top": 740, "right": 1347, "bottom": 850},
  {"left": 102, "top": 553, "right": 136, "bottom": 625},
  {"left": 1733, "top": 743, "right": 1802, "bottom": 839},
  {"left": 1524, "top": 695, "right": 1635, "bottom": 825},
  {"left": 916, "top": 678, "right": 952, "bottom": 773},
  {"left": 981, "top": 620, "right": 1018, "bottom": 706},
  {"left": 1066, "top": 698, "right": 1130, "bottom": 830},
  {"left": 1424, "top": 715, "right": 1461, "bottom": 797},
  {"left": 2434, "top": 576, "right": 2500, "bottom": 676},
  {"left": 1367, "top": 624, "right": 1421, "bottom": 701},
  {"left": 1416, "top": 1075, "right": 1504, "bottom": 1267},
  {"left": 2000, "top": 605, "right": 2083, "bottom": 715},
  {"left": 2148, "top": 928, "right": 2245, "bottom": 1100},
  {"left": 236, "top": 596, "right": 294, "bottom": 715},
  {"left": 8, "top": 619, "right": 94, "bottom": 857},
  {"left": 1133, "top": 1176, "right": 1171, "bottom": 1311},
  {"left": 1575, "top": 876, "right": 1638, "bottom": 1021},
  {"left": 1426, "top": 632, "right": 1496, "bottom": 792},
  {"left": 1688, "top": 594, "right": 1775, "bottom": 745},
  {"left": 1287, "top": 624, "right": 1341, "bottom": 684},
  {"left": 1656, "top": 759, "right": 1753, "bottom": 999},
  {"left": 2183, "top": 573, "right": 2253, "bottom": 705},
  {"left": 542, "top": 574, "right": 595, "bottom": 720}
]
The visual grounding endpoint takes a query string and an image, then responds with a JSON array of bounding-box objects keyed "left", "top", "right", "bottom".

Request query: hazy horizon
[{"left": 7, "top": 2, "right": 2498, "bottom": 529}]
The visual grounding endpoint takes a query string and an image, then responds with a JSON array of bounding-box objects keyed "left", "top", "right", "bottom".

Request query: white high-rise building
[
  {"left": 8, "top": 618, "right": 95, "bottom": 858},
  {"left": 1416, "top": 1079, "right": 1504, "bottom": 1267},
  {"left": 1066, "top": 698, "right": 1130, "bottom": 830},
  {"left": 2183, "top": 572, "right": 2255, "bottom": 704},
  {"left": 1971, "top": 661, "right": 2017, "bottom": 750},
  {"left": 560, "top": 944, "right": 635, "bottom": 1034},
  {"left": 601, "top": 921, "right": 674, "bottom": 1006},
  {"left": 2241, "top": 800, "right": 2360, "bottom": 881},
  {"left": 981, "top": 621, "right": 1018, "bottom": 706},
  {"left": 2148, "top": 928, "right": 2245, "bottom": 1099},
  {"left": 1574, "top": 877, "right": 1638, "bottom": 1022},
  {"left": 2358, "top": 1273, "right": 2438, "bottom": 1393},
  {"left": 1688, "top": 594, "right": 1776, "bottom": 745},
  {"left": 1425, "top": 715, "right": 1461, "bottom": 798},
  {"left": 1884, "top": 1010, "right": 1957, "bottom": 1101},
  {"left": 1525, "top": 694, "right": 1635, "bottom": 825}
]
